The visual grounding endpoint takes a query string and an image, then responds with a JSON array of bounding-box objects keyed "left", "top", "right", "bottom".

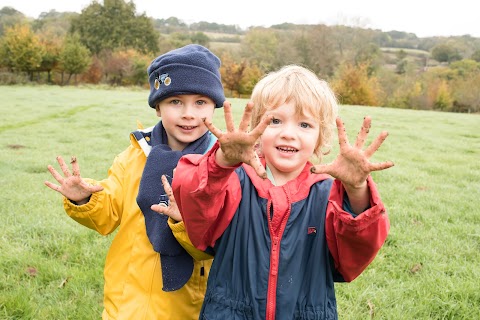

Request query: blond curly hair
[{"left": 250, "top": 65, "right": 338, "bottom": 159}]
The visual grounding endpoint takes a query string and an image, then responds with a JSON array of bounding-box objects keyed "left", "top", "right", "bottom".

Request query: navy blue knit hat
[{"left": 147, "top": 44, "right": 225, "bottom": 109}]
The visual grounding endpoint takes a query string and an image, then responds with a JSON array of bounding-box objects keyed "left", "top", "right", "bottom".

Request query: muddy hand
[
  {"left": 310, "top": 116, "right": 394, "bottom": 188},
  {"left": 45, "top": 155, "right": 103, "bottom": 203},
  {"left": 151, "top": 175, "right": 182, "bottom": 222},
  {"left": 202, "top": 101, "right": 272, "bottom": 179}
]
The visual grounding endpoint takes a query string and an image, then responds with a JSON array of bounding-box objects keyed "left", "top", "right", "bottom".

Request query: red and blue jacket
[{"left": 173, "top": 143, "right": 389, "bottom": 320}]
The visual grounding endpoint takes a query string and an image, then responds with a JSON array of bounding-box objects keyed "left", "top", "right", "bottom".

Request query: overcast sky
[{"left": 1, "top": 0, "right": 479, "bottom": 38}]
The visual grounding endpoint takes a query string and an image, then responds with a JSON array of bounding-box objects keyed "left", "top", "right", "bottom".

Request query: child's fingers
[
  {"left": 70, "top": 156, "right": 81, "bottom": 177},
  {"left": 223, "top": 102, "right": 236, "bottom": 132},
  {"left": 202, "top": 117, "right": 223, "bottom": 139},
  {"left": 56, "top": 156, "right": 72, "bottom": 177},
  {"left": 368, "top": 160, "right": 395, "bottom": 172},
  {"left": 151, "top": 204, "right": 167, "bottom": 214},
  {"left": 47, "top": 164, "right": 64, "bottom": 184},
  {"left": 248, "top": 152, "right": 267, "bottom": 179},
  {"left": 249, "top": 113, "right": 273, "bottom": 140},
  {"left": 336, "top": 117, "right": 350, "bottom": 150},
  {"left": 44, "top": 180, "right": 62, "bottom": 192},
  {"left": 161, "top": 175, "right": 172, "bottom": 190},
  {"left": 364, "top": 131, "right": 389, "bottom": 158},
  {"left": 354, "top": 116, "right": 371, "bottom": 149},
  {"left": 86, "top": 184, "right": 104, "bottom": 193},
  {"left": 238, "top": 102, "right": 254, "bottom": 132},
  {"left": 150, "top": 204, "right": 182, "bottom": 221},
  {"left": 310, "top": 163, "right": 333, "bottom": 176},
  {"left": 161, "top": 175, "right": 176, "bottom": 205}
]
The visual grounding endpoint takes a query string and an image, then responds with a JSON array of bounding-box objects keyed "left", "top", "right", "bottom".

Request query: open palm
[
  {"left": 311, "top": 116, "right": 394, "bottom": 188},
  {"left": 45, "top": 156, "right": 103, "bottom": 203},
  {"left": 203, "top": 101, "right": 272, "bottom": 178}
]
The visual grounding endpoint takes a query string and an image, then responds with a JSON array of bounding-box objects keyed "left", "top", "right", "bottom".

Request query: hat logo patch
[
  {"left": 162, "top": 74, "right": 171, "bottom": 86},
  {"left": 154, "top": 73, "right": 171, "bottom": 90}
]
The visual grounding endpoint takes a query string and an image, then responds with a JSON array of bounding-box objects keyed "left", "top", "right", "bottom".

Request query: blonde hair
[{"left": 250, "top": 65, "right": 338, "bottom": 159}]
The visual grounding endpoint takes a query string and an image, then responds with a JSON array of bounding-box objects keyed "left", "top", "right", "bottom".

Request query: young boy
[
  {"left": 44, "top": 44, "right": 225, "bottom": 320},
  {"left": 170, "top": 65, "right": 394, "bottom": 319}
]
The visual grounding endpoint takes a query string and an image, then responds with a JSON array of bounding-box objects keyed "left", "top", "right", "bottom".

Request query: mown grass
[{"left": 1, "top": 85, "right": 479, "bottom": 319}]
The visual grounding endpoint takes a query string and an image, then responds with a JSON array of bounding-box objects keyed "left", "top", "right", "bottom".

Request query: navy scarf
[{"left": 136, "top": 121, "right": 210, "bottom": 291}]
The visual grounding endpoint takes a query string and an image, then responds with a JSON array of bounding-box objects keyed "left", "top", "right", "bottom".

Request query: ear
[{"left": 155, "top": 104, "right": 161, "bottom": 117}]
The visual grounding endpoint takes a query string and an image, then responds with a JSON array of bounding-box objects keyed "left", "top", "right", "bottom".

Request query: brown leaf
[
  {"left": 26, "top": 267, "right": 38, "bottom": 277},
  {"left": 410, "top": 263, "right": 423, "bottom": 274}
]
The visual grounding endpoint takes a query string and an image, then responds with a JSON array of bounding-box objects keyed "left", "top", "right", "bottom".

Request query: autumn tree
[
  {"left": 81, "top": 55, "right": 104, "bottom": 84},
  {"left": 331, "top": 62, "right": 381, "bottom": 106},
  {"left": 103, "top": 49, "right": 150, "bottom": 86},
  {"left": 450, "top": 59, "right": 480, "bottom": 112},
  {"left": 69, "top": 0, "right": 159, "bottom": 55},
  {"left": 38, "top": 32, "right": 62, "bottom": 83},
  {"left": 59, "top": 34, "right": 91, "bottom": 85},
  {"left": 0, "top": 24, "right": 44, "bottom": 80},
  {"left": 239, "top": 63, "right": 263, "bottom": 95},
  {"left": 220, "top": 52, "right": 245, "bottom": 97},
  {"left": 429, "top": 80, "right": 453, "bottom": 111}
]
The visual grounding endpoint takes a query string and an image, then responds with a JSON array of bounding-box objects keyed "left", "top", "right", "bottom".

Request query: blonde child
[{"left": 170, "top": 65, "right": 394, "bottom": 319}]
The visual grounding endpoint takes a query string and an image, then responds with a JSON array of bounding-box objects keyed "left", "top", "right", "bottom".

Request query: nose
[
  {"left": 279, "top": 123, "right": 297, "bottom": 140},
  {"left": 181, "top": 104, "right": 196, "bottom": 119}
]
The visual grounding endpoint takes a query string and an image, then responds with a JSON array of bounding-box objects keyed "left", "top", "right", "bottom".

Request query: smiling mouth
[
  {"left": 277, "top": 146, "right": 298, "bottom": 153},
  {"left": 178, "top": 125, "right": 196, "bottom": 130}
]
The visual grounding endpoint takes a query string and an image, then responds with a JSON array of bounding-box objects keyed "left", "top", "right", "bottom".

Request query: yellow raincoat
[{"left": 63, "top": 129, "right": 213, "bottom": 320}]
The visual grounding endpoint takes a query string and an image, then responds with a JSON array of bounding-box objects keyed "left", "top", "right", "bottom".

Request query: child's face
[
  {"left": 260, "top": 101, "right": 319, "bottom": 184},
  {"left": 156, "top": 94, "right": 216, "bottom": 151}
]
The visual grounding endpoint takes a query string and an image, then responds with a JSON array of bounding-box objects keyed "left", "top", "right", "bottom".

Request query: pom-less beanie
[{"left": 147, "top": 44, "right": 225, "bottom": 109}]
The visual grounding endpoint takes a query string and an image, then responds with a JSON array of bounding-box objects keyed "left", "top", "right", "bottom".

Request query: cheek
[
  {"left": 304, "top": 134, "right": 319, "bottom": 152},
  {"left": 258, "top": 131, "right": 276, "bottom": 152},
  {"left": 197, "top": 106, "right": 215, "bottom": 117}
]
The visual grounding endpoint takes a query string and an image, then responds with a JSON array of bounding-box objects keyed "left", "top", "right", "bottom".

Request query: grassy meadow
[{"left": 1, "top": 85, "right": 479, "bottom": 319}]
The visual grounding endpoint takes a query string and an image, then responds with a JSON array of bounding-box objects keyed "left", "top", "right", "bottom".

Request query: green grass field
[{"left": 1, "top": 85, "right": 479, "bottom": 319}]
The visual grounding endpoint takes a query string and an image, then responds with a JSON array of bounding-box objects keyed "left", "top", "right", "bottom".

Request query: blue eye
[
  {"left": 271, "top": 117, "right": 280, "bottom": 124},
  {"left": 300, "top": 122, "right": 311, "bottom": 128}
]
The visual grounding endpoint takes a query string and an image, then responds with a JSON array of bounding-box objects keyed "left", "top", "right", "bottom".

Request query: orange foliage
[{"left": 331, "top": 63, "right": 381, "bottom": 106}]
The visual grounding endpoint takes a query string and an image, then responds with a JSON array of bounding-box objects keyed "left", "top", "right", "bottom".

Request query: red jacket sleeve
[
  {"left": 172, "top": 142, "right": 242, "bottom": 251},
  {"left": 325, "top": 176, "right": 389, "bottom": 282}
]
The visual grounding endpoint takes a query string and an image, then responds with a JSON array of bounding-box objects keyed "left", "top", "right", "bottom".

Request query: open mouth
[
  {"left": 276, "top": 146, "right": 298, "bottom": 153},
  {"left": 178, "top": 125, "right": 196, "bottom": 130}
]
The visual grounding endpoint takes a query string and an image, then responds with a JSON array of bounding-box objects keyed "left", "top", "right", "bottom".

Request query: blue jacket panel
[{"left": 201, "top": 167, "right": 338, "bottom": 320}]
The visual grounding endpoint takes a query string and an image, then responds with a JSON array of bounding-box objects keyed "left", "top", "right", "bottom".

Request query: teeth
[
  {"left": 181, "top": 126, "right": 195, "bottom": 130},
  {"left": 277, "top": 147, "right": 297, "bottom": 152}
]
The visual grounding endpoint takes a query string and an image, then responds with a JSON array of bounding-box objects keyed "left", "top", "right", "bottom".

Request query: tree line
[{"left": 1, "top": 0, "right": 480, "bottom": 112}]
